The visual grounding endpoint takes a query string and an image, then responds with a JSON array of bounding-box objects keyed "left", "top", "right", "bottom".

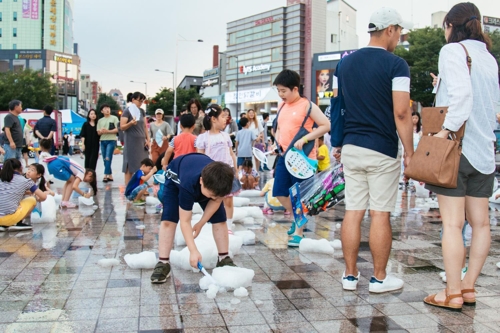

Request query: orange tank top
[
  {"left": 174, "top": 132, "right": 197, "bottom": 157},
  {"left": 277, "top": 98, "right": 316, "bottom": 158}
]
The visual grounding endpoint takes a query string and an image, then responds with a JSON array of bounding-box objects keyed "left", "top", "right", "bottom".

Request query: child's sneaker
[
  {"left": 216, "top": 256, "right": 237, "bottom": 267},
  {"left": 8, "top": 221, "right": 32, "bottom": 231},
  {"left": 150, "top": 262, "right": 171, "bottom": 284},
  {"left": 342, "top": 271, "right": 360, "bottom": 291},
  {"left": 133, "top": 200, "right": 146, "bottom": 206},
  {"left": 287, "top": 235, "right": 303, "bottom": 247},
  {"left": 60, "top": 201, "right": 77, "bottom": 209},
  {"left": 369, "top": 275, "right": 404, "bottom": 293},
  {"left": 287, "top": 221, "right": 296, "bottom": 236},
  {"left": 284, "top": 210, "right": 291, "bottom": 216},
  {"left": 262, "top": 207, "right": 274, "bottom": 215}
]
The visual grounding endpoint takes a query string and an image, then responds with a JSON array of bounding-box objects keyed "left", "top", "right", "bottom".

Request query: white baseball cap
[
  {"left": 155, "top": 109, "right": 164, "bottom": 115},
  {"left": 368, "top": 7, "right": 413, "bottom": 33}
]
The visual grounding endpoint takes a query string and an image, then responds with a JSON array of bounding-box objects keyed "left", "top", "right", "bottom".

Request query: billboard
[
  {"left": 315, "top": 69, "right": 335, "bottom": 106},
  {"left": 484, "top": 16, "right": 500, "bottom": 33},
  {"left": 22, "top": 0, "right": 39, "bottom": 20}
]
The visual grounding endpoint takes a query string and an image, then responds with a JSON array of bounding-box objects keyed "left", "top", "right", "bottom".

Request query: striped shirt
[
  {"left": 437, "top": 40, "right": 500, "bottom": 174},
  {"left": 0, "top": 173, "right": 38, "bottom": 216}
]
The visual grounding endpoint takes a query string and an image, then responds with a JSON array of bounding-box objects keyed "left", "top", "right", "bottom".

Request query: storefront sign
[
  {"left": 203, "top": 68, "right": 219, "bottom": 78},
  {"left": 484, "top": 16, "right": 500, "bottom": 27},
  {"left": 54, "top": 54, "right": 72, "bottom": 64},
  {"left": 49, "top": 0, "right": 56, "bottom": 45},
  {"left": 202, "top": 78, "right": 219, "bottom": 87},
  {"left": 255, "top": 15, "right": 283, "bottom": 26},
  {"left": 240, "top": 64, "right": 271, "bottom": 75},
  {"left": 225, "top": 87, "right": 278, "bottom": 103},
  {"left": 23, "top": 0, "right": 31, "bottom": 18},
  {"left": 31, "top": 0, "right": 39, "bottom": 20}
]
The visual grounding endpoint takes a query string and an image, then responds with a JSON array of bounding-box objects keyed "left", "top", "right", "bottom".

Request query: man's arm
[
  {"left": 48, "top": 120, "right": 56, "bottom": 139},
  {"left": 4, "top": 127, "right": 15, "bottom": 148},
  {"left": 393, "top": 91, "right": 413, "bottom": 167}
]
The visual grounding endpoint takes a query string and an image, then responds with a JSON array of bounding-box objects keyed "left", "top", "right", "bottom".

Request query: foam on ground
[
  {"left": 233, "top": 197, "right": 250, "bottom": 207},
  {"left": 123, "top": 251, "right": 157, "bottom": 269},
  {"left": 146, "top": 196, "right": 161, "bottom": 206},
  {"left": 299, "top": 238, "right": 334, "bottom": 254},
  {"left": 211, "top": 266, "right": 254, "bottom": 289},
  {"left": 237, "top": 190, "right": 261, "bottom": 197},
  {"left": 233, "top": 287, "right": 248, "bottom": 297},
  {"left": 31, "top": 195, "right": 57, "bottom": 223},
  {"left": 206, "top": 284, "right": 218, "bottom": 299},
  {"left": 233, "top": 230, "right": 255, "bottom": 245},
  {"left": 97, "top": 258, "right": 120, "bottom": 267},
  {"left": 330, "top": 239, "right": 342, "bottom": 249}
]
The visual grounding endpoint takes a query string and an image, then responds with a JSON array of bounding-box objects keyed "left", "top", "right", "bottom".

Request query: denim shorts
[
  {"left": 126, "top": 183, "right": 148, "bottom": 201},
  {"left": 237, "top": 157, "right": 252, "bottom": 167}
]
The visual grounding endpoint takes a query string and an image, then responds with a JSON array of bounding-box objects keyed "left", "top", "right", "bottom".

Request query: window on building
[
  {"left": 271, "top": 47, "right": 281, "bottom": 61},
  {"left": 331, "top": 34, "right": 337, "bottom": 43},
  {"left": 13, "top": 28, "right": 17, "bottom": 37},
  {"left": 0, "top": 28, "right": 2, "bottom": 38},
  {"left": 229, "top": 56, "right": 237, "bottom": 69},
  {"left": 13, "top": 12, "right": 17, "bottom": 21},
  {"left": 229, "top": 80, "right": 236, "bottom": 91},
  {"left": 13, "top": 44, "right": 17, "bottom": 49},
  {"left": 0, "top": 12, "right": 2, "bottom": 21},
  {"left": 229, "top": 33, "right": 235, "bottom": 45},
  {"left": 272, "top": 21, "right": 281, "bottom": 35}
]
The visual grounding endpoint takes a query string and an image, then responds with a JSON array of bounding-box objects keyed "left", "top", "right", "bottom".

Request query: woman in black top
[
  {"left": 80, "top": 109, "right": 100, "bottom": 170},
  {"left": 62, "top": 133, "right": 69, "bottom": 155}
]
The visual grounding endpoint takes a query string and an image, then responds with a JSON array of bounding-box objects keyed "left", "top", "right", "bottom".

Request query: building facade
[
  {"left": 223, "top": 0, "right": 357, "bottom": 117},
  {"left": 80, "top": 74, "right": 93, "bottom": 111},
  {"left": 0, "top": 49, "right": 80, "bottom": 110},
  {"left": 0, "top": 0, "right": 74, "bottom": 53}
]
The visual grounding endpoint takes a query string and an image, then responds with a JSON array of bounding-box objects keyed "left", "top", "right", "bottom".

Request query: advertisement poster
[
  {"left": 31, "top": 0, "right": 39, "bottom": 20},
  {"left": 22, "top": 0, "right": 31, "bottom": 18},
  {"left": 315, "top": 69, "right": 334, "bottom": 106}
]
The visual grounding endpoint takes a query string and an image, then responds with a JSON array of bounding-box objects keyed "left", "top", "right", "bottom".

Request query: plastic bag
[{"left": 289, "top": 163, "right": 345, "bottom": 227}]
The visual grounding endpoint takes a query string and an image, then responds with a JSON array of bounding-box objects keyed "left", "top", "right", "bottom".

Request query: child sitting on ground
[
  {"left": 150, "top": 153, "right": 238, "bottom": 284},
  {"left": 239, "top": 159, "right": 260, "bottom": 190},
  {"left": 260, "top": 178, "right": 290, "bottom": 216},
  {"left": 125, "top": 158, "right": 157, "bottom": 205},
  {"left": 25, "top": 163, "right": 55, "bottom": 217},
  {"left": 40, "top": 139, "right": 97, "bottom": 208}
]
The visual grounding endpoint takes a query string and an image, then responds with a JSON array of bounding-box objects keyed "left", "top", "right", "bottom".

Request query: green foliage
[
  {"left": 0, "top": 69, "right": 58, "bottom": 110},
  {"left": 96, "top": 93, "right": 121, "bottom": 117},
  {"left": 395, "top": 27, "right": 446, "bottom": 107},
  {"left": 147, "top": 87, "right": 211, "bottom": 116},
  {"left": 487, "top": 30, "right": 500, "bottom": 77}
]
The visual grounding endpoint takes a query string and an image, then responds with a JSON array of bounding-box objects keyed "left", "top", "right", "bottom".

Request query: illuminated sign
[
  {"left": 50, "top": 0, "right": 57, "bottom": 46},
  {"left": 484, "top": 16, "right": 500, "bottom": 27},
  {"left": 202, "top": 78, "right": 219, "bottom": 87},
  {"left": 255, "top": 15, "right": 283, "bottom": 26},
  {"left": 18, "top": 54, "right": 42, "bottom": 59},
  {"left": 240, "top": 64, "right": 271, "bottom": 75},
  {"left": 54, "top": 54, "right": 73, "bottom": 64}
]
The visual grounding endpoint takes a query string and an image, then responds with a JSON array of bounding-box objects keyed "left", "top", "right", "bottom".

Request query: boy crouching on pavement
[
  {"left": 151, "top": 153, "right": 236, "bottom": 283},
  {"left": 125, "top": 158, "right": 157, "bottom": 205}
]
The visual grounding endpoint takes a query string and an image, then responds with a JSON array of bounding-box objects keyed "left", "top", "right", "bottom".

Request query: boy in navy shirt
[
  {"left": 151, "top": 153, "right": 236, "bottom": 284},
  {"left": 125, "top": 158, "right": 157, "bottom": 205}
]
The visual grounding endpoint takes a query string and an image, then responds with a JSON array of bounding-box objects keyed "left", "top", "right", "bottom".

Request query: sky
[{"left": 73, "top": 0, "right": 500, "bottom": 98}]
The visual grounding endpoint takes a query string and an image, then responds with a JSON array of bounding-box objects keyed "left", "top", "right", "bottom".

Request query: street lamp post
[
  {"left": 173, "top": 36, "right": 203, "bottom": 118},
  {"left": 130, "top": 80, "right": 148, "bottom": 97},
  {"left": 154, "top": 69, "right": 174, "bottom": 92},
  {"left": 64, "top": 69, "right": 70, "bottom": 109}
]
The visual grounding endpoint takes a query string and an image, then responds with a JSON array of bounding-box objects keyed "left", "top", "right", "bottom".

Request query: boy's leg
[
  {"left": 152, "top": 181, "right": 180, "bottom": 283},
  {"left": 223, "top": 197, "right": 234, "bottom": 231}
]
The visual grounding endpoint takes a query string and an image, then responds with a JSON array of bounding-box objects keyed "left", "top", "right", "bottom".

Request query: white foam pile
[
  {"left": 206, "top": 284, "right": 218, "bottom": 299},
  {"left": 31, "top": 195, "right": 57, "bottom": 223},
  {"left": 146, "top": 196, "right": 161, "bottom": 206},
  {"left": 97, "top": 258, "right": 120, "bottom": 267},
  {"left": 53, "top": 194, "right": 62, "bottom": 207},
  {"left": 233, "top": 287, "right": 248, "bottom": 297},
  {"left": 136, "top": 225, "right": 146, "bottom": 230},
  {"left": 231, "top": 298, "right": 241, "bottom": 304},
  {"left": 497, "top": 262, "right": 500, "bottom": 269},
  {"left": 78, "top": 195, "right": 95, "bottom": 206},
  {"left": 298, "top": 238, "right": 334, "bottom": 254},
  {"left": 330, "top": 239, "right": 342, "bottom": 249},
  {"left": 124, "top": 251, "right": 157, "bottom": 269},
  {"left": 233, "top": 197, "right": 250, "bottom": 207},
  {"left": 212, "top": 266, "right": 254, "bottom": 289},
  {"left": 234, "top": 230, "right": 256, "bottom": 245},
  {"left": 254, "top": 300, "right": 264, "bottom": 306},
  {"left": 236, "top": 190, "right": 261, "bottom": 197},
  {"left": 336, "top": 223, "right": 341, "bottom": 229}
]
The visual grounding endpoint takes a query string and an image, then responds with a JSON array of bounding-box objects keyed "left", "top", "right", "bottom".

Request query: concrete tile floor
[{"left": 0, "top": 155, "right": 500, "bottom": 332}]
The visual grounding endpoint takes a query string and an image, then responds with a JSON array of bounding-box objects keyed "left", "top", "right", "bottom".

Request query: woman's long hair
[
  {"left": 85, "top": 168, "right": 98, "bottom": 195},
  {"left": 0, "top": 158, "right": 22, "bottom": 182},
  {"left": 412, "top": 111, "right": 422, "bottom": 133},
  {"left": 443, "top": 2, "right": 491, "bottom": 50},
  {"left": 247, "top": 109, "right": 259, "bottom": 129}
]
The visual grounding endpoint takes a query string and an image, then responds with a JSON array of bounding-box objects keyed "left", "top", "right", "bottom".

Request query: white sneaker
[
  {"left": 369, "top": 275, "right": 404, "bottom": 293},
  {"left": 440, "top": 267, "right": 467, "bottom": 282},
  {"left": 342, "top": 271, "right": 360, "bottom": 291}
]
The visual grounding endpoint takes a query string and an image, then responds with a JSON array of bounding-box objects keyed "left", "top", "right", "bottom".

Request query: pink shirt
[{"left": 195, "top": 131, "right": 234, "bottom": 167}]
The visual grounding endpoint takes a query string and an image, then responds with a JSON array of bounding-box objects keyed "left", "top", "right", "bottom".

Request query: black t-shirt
[
  {"left": 167, "top": 153, "right": 214, "bottom": 211},
  {"left": 3, "top": 113, "right": 23, "bottom": 148}
]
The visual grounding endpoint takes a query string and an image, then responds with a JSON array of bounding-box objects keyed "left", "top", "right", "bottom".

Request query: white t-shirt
[{"left": 68, "top": 134, "right": 75, "bottom": 146}]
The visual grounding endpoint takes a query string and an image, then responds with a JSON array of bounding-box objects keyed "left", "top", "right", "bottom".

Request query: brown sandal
[
  {"left": 424, "top": 293, "right": 463, "bottom": 311},
  {"left": 461, "top": 288, "right": 476, "bottom": 306}
]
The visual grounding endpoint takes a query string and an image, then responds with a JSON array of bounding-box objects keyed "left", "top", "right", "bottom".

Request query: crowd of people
[{"left": 0, "top": 1, "right": 498, "bottom": 314}]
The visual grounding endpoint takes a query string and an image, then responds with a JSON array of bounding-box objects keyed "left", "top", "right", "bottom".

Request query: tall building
[
  {"left": 223, "top": 0, "right": 357, "bottom": 116},
  {"left": 0, "top": 0, "right": 74, "bottom": 53},
  {"left": 431, "top": 11, "right": 447, "bottom": 29},
  {"left": 80, "top": 74, "right": 94, "bottom": 111},
  {"left": 109, "top": 89, "right": 126, "bottom": 110}
]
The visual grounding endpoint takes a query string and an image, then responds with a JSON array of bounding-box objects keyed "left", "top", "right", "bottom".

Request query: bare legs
[
  {"left": 62, "top": 175, "right": 75, "bottom": 202},
  {"left": 223, "top": 197, "right": 234, "bottom": 230},
  {"left": 277, "top": 195, "right": 305, "bottom": 237},
  {"left": 158, "top": 221, "right": 176, "bottom": 259}
]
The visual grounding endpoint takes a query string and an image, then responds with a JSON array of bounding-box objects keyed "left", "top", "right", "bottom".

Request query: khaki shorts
[
  {"left": 0, "top": 197, "right": 37, "bottom": 226},
  {"left": 341, "top": 144, "right": 401, "bottom": 211}
]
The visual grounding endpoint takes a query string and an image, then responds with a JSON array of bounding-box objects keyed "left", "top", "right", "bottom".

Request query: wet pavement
[{"left": 1, "top": 155, "right": 500, "bottom": 332}]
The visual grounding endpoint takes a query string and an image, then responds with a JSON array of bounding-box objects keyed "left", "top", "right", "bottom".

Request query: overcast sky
[{"left": 73, "top": 0, "right": 499, "bottom": 97}]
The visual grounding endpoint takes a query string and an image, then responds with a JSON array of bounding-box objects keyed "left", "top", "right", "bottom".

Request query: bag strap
[{"left": 275, "top": 99, "right": 312, "bottom": 154}]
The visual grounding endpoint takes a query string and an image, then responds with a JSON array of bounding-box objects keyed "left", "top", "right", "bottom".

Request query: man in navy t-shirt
[
  {"left": 150, "top": 153, "right": 237, "bottom": 284},
  {"left": 335, "top": 7, "right": 414, "bottom": 294}
]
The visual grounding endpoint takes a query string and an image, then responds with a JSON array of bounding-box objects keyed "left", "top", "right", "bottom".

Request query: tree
[
  {"left": 395, "top": 27, "right": 446, "bottom": 107},
  {"left": 487, "top": 30, "right": 500, "bottom": 78},
  {"left": 96, "top": 93, "right": 121, "bottom": 117},
  {"left": 147, "top": 87, "right": 211, "bottom": 116},
  {"left": 0, "top": 69, "right": 58, "bottom": 110}
]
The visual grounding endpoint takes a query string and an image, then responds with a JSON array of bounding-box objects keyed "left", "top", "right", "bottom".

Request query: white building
[
  {"left": 431, "top": 11, "right": 447, "bottom": 29},
  {"left": 325, "top": 0, "right": 358, "bottom": 52}
]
